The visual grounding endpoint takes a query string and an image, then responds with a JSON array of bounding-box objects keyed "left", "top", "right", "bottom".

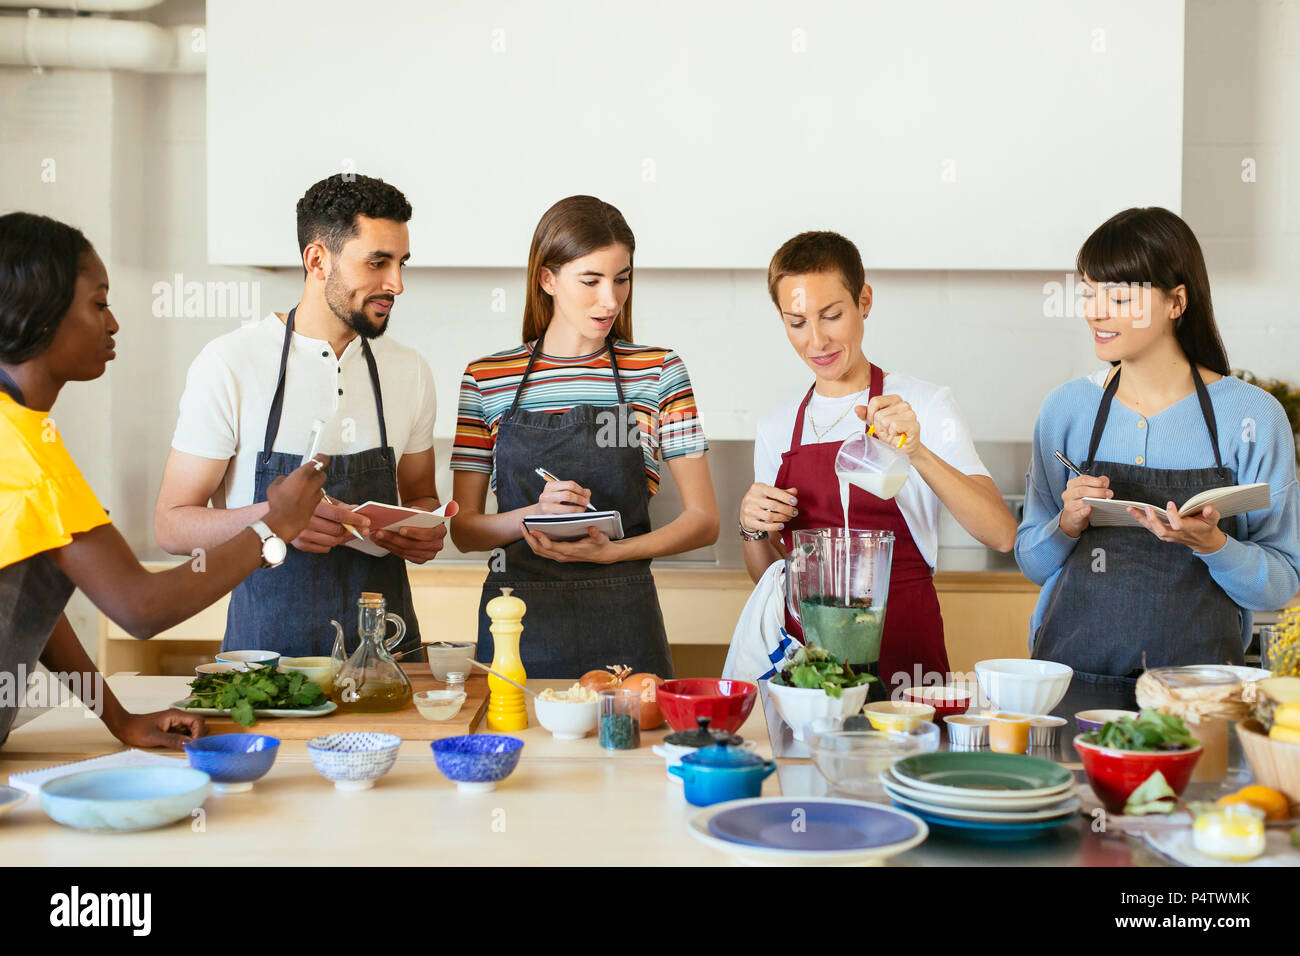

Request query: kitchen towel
[{"left": 722, "top": 559, "right": 795, "bottom": 682}]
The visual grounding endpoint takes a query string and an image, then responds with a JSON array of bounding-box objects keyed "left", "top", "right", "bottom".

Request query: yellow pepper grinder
[{"left": 485, "top": 587, "right": 528, "bottom": 731}]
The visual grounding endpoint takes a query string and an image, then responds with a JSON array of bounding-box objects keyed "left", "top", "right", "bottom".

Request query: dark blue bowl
[
  {"left": 184, "top": 734, "right": 280, "bottom": 790},
  {"left": 431, "top": 734, "right": 524, "bottom": 790}
]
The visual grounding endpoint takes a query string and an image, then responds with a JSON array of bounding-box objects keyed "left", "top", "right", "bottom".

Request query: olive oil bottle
[{"left": 333, "top": 592, "right": 413, "bottom": 713}]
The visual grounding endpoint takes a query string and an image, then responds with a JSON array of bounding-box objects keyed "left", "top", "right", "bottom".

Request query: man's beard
[{"left": 324, "top": 271, "right": 389, "bottom": 340}]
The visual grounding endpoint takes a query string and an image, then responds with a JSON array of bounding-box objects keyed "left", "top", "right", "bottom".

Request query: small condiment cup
[
  {"left": 943, "top": 713, "right": 990, "bottom": 749},
  {"left": 1188, "top": 802, "right": 1266, "bottom": 861},
  {"left": 988, "top": 712, "right": 1032, "bottom": 754},
  {"left": 413, "top": 690, "right": 467, "bottom": 721},
  {"left": 1029, "top": 715, "right": 1067, "bottom": 750}
]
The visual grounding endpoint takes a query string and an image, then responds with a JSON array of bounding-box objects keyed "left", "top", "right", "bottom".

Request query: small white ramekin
[{"left": 943, "top": 714, "right": 990, "bottom": 748}]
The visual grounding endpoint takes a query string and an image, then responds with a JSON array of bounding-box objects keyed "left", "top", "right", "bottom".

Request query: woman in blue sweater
[{"left": 1016, "top": 207, "right": 1300, "bottom": 713}]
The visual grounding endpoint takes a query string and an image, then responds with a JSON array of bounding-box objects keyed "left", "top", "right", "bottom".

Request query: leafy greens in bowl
[
  {"left": 769, "top": 646, "right": 875, "bottom": 699},
  {"left": 1079, "top": 709, "right": 1199, "bottom": 752}
]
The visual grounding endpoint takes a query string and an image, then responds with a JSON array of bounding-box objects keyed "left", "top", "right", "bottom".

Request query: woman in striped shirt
[{"left": 450, "top": 196, "right": 720, "bottom": 677}]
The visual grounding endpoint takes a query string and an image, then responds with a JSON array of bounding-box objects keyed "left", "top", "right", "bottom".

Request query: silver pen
[
  {"left": 1053, "top": 450, "right": 1085, "bottom": 478},
  {"left": 303, "top": 419, "right": 364, "bottom": 541},
  {"left": 534, "top": 467, "right": 597, "bottom": 512}
]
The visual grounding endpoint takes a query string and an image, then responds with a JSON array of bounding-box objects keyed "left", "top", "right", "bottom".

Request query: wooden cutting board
[{"left": 197, "top": 664, "right": 489, "bottom": 740}]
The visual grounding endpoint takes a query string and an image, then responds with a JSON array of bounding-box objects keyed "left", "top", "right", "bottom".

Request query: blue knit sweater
[{"left": 1015, "top": 370, "right": 1300, "bottom": 651}]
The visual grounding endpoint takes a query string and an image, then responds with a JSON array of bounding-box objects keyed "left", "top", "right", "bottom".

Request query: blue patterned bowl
[
  {"left": 431, "top": 734, "right": 524, "bottom": 791},
  {"left": 184, "top": 734, "right": 280, "bottom": 792},
  {"left": 307, "top": 732, "right": 402, "bottom": 790}
]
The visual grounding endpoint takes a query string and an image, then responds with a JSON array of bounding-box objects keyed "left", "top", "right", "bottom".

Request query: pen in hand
[
  {"left": 534, "top": 467, "right": 598, "bottom": 512},
  {"left": 323, "top": 491, "right": 366, "bottom": 541},
  {"left": 1053, "top": 450, "right": 1086, "bottom": 479}
]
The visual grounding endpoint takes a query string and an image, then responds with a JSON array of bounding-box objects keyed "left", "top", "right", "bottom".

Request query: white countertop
[{"left": 1, "top": 675, "right": 777, "bottom": 866}]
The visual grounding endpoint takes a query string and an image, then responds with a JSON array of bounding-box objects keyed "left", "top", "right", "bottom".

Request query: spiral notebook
[
  {"left": 7, "top": 749, "right": 184, "bottom": 795},
  {"left": 522, "top": 510, "right": 625, "bottom": 541}
]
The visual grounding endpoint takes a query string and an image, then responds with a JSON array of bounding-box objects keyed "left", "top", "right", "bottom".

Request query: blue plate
[
  {"left": 893, "top": 800, "right": 1075, "bottom": 842},
  {"left": 708, "top": 799, "right": 922, "bottom": 851}
]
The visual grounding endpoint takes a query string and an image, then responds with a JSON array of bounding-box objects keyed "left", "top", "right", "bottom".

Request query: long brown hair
[
  {"left": 522, "top": 196, "right": 635, "bottom": 344},
  {"left": 1076, "top": 207, "right": 1230, "bottom": 375}
]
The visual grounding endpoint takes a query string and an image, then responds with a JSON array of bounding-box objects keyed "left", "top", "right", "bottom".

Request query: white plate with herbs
[{"left": 171, "top": 698, "right": 337, "bottom": 719}]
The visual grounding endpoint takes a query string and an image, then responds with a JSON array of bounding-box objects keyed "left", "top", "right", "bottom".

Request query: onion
[
  {"left": 578, "top": 665, "right": 631, "bottom": 692},
  {"left": 622, "top": 672, "right": 665, "bottom": 730}
]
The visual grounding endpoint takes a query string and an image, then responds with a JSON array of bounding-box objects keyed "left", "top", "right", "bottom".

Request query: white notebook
[
  {"left": 8, "top": 749, "right": 184, "bottom": 795},
  {"left": 523, "top": 510, "right": 625, "bottom": 541},
  {"left": 1083, "top": 482, "right": 1271, "bottom": 528}
]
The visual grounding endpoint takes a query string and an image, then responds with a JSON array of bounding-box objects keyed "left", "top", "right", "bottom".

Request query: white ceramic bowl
[
  {"left": 975, "top": 658, "right": 1072, "bottom": 715},
  {"left": 534, "top": 695, "right": 599, "bottom": 739},
  {"left": 307, "top": 732, "right": 401, "bottom": 790},
  {"left": 195, "top": 661, "right": 246, "bottom": 677},
  {"left": 215, "top": 650, "right": 280, "bottom": 670},
  {"left": 763, "top": 681, "right": 870, "bottom": 742}
]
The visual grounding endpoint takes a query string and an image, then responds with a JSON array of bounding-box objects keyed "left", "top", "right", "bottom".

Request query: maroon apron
[{"left": 775, "top": 364, "right": 950, "bottom": 693}]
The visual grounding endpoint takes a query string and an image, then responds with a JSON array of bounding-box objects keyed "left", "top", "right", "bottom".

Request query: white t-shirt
[
  {"left": 753, "top": 372, "right": 991, "bottom": 569},
  {"left": 171, "top": 313, "right": 437, "bottom": 508}
]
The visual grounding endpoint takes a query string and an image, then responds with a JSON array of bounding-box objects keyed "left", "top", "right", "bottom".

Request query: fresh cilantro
[{"left": 186, "top": 668, "right": 326, "bottom": 727}]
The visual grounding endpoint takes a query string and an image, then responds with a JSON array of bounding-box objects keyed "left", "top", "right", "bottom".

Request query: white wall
[
  {"left": 206, "top": 0, "right": 1185, "bottom": 271},
  {"left": 2, "top": 0, "right": 1298, "bottom": 658}
]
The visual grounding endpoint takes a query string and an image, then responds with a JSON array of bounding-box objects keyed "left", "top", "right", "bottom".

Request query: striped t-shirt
[{"left": 451, "top": 340, "right": 708, "bottom": 496}]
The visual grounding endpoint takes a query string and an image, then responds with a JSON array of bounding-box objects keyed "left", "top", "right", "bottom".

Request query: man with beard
[{"left": 155, "top": 174, "right": 442, "bottom": 657}]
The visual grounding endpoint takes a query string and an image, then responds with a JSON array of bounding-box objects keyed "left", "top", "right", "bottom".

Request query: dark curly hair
[
  {"left": 295, "top": 174, "right": 412, "bottom": 263},
  {"left": 0, "top": 212, "right": 93, "bottom": 364}
]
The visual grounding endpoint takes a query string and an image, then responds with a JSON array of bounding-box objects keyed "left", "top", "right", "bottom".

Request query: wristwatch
[
  {"left": 250, "top": 520, "right": 287, "bottom": 568},
  {"left": 738, "top": 519, "right": 768, "bottom": 542}
]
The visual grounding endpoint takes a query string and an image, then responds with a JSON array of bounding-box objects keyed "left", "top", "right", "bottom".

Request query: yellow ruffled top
[{"left": 0, "top": 392, "right": 111, "bottom": 570}]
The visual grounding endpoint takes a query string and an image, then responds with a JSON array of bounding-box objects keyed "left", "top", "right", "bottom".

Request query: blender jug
[{"left": 785, "top": 528, "right": 895, "bottom": 667}]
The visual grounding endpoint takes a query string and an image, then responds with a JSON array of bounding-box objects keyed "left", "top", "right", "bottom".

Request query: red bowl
[
  {"left": 656, "top": 679, "right": 758, "bottom": 734},
  {"left": 1073, "top": 735, "right": 1203, "bottom": 814},
  {"left": 902, "top": 685, "right": 972, "bottom": 724}
]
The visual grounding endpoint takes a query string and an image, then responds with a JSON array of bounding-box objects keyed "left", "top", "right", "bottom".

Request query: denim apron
[
  {"left": 474, "top": 339, "right": 673, "bottom": 679},
  {"left": 1032, "top": 366, "right": 1242, "bottom": 715},
  {"left": 775, "top": 364, "right": 949, "bottom": 698},
  {"left": 222, "top": 308, "right": 420, "bottom": 658},
  {"left": 0, "top": 369, "right": 76, "bottom": 745}
]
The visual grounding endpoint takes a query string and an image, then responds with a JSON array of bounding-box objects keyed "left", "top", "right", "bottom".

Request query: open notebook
[
  {"left": 1082, "top": 482, "right": 1271, "bottom": 528},
  {"left": 8, "top": 749, "right": 183, "bottom": 795},
  {"left": 343, "top": 500, "right": 458, "bottom": 558}
]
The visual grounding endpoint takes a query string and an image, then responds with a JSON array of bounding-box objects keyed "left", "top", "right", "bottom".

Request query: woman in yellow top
[{"left": 0, "top": 212, "right": 326, "bottom": 748}]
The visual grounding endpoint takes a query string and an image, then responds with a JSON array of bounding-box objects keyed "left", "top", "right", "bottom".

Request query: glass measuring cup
[{"left": 834, "top": 431, "right": 911, "bottom": 501}]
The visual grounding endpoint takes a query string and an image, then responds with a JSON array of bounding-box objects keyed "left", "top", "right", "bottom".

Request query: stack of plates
[
  {"left": 879, "top": 752, "right": 1079, "bottom": 841},
  {"left": 685, "top": 797, "right": 929, "bottom": 866}
]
